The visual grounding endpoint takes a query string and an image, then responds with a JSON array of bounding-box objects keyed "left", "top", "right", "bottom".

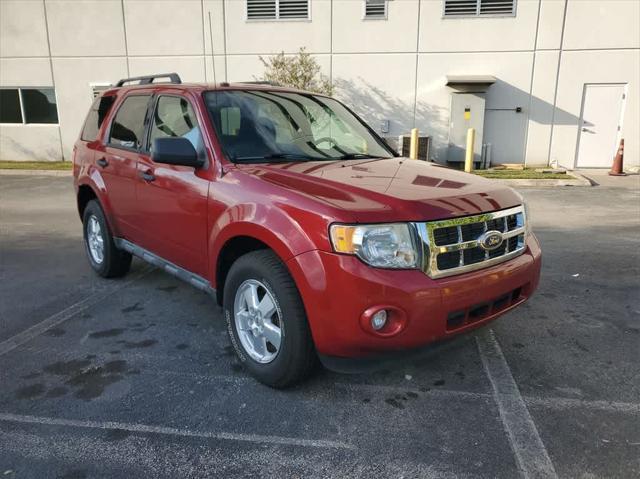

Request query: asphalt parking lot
[{"left": 1, "top": 172, "right": 639, "bottom": 478}]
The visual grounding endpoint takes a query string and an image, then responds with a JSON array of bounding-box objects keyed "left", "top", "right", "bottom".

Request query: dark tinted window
[
  {"left": 109, "top": 95, "right": 150, "bottom": 149},
  {"left": 22, "top": 88, "right": 58, "bottom": 123},
  {"left": 149, "top": 96, "right": 204, "bottom": 155},
  {"left": 81, "top": 95, "right": 116, "bottom": 142},
  {"left": 0, "top": 89, "right": 22, "bottom": 123}
]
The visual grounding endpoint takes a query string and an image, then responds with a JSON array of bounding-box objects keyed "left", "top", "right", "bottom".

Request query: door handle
[
  {"left": 97, "top": 158, "right": 109, "bottom": 168},
  {"left": 140, "top": 170, "right": 155, "bottom": 182},
  {"left": 582, "top": 128, "right": 593, "bottom": 133}
]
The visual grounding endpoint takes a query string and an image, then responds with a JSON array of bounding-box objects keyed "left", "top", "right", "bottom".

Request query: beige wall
[{"left": 0, "top": 0, "right": 638, "bottom": 168}]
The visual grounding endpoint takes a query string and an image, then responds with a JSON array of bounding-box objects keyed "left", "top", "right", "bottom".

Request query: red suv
[{"left": 73, "top": 73, "right": 541, "bottom": 387}]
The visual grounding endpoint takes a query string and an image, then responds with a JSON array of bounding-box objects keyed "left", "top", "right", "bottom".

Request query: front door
[
  {"left": 576, "top": 84, "right": 626, "bottom": 168},
  {"left": 134, "top": 94, "right": 209, "bottom": 277}
]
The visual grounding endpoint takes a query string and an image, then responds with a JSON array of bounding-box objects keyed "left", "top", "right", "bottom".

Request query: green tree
[{"left": 259, "top": 48, "right": 333, "bottom": 95}]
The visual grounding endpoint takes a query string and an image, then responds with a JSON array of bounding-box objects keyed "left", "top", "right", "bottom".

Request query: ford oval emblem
[{"left": 479, "top": 230, "right": 504, "bottom": 251}]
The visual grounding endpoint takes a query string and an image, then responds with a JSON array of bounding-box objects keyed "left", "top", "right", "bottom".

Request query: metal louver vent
[
  {"left": 444, "top": 0, "right": 515, "bottom": 17},
  {"left": 247, "top": 0, "right": 308, "bottom": 20},
  {"left": 247, "top": 0, "right": 277, "bottom": 20},
  {"left": 365, "top": 0, "right": 386, "bottom": 18},
  {"left": 279, "top": 0, "right": 309, "bottom": 19},
  {"left": 479, "top": 0, "right": 515, "bottom": 15}
]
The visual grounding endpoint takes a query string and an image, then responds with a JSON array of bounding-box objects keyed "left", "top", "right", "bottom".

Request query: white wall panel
[
  {"left": 0, "top": 0, "right": 49, "bottom": 57},
  {"left": 563, "top": 0, "right": 640, "bottom": 50},
  {"left": 128, "top": 56, "right": 206, "bottom": 82},
  {"left": 0, "top": 58, "right": 53, "bottom": 86},
  {"left": 0, "top": 125, "right": 62, "bottom": 161},
  {"left": 124, "top": 0, "right": 204, "bottom": 55},
  {"left": 332, "top": 53, "right": 416, "bottom": 137},
  {"left": 332, "top": 0, "right": 419, "bottom": 53},
  {"left": 46, "top": 0, "right": 126, "bottom": 56}
]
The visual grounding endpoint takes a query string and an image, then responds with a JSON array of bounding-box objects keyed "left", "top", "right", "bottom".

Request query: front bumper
[{"left": 286, "top": 234, "right": 541, "bottom": 359}]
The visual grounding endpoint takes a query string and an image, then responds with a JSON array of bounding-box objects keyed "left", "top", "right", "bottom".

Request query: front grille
[{"left": 414, "top": 205, "right": 527, "bottom": 279}]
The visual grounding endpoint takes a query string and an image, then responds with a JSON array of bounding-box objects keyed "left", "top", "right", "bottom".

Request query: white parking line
[
  {"left": 524, "top": 396, "right": 640, "bottom": 415},
  {"left": 0, "top": 412, "right": 355, "bottom": 450},
  {"left": 0, "top": 267, "right": 153, "bottom": 357},
  {"left": 476, "top": 329, "right": 558, "bottom": 479}
]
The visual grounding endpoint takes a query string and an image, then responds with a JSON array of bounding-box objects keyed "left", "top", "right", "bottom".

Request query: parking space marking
[
  {"left": 477, "top": 329, "right": 558, "bottom": 479},
  {"left": 525, "top": 396, "right": 640, "bottom": 415},
  {"left": 0, "top": 412, "right": 355, "bottom": 450},
  {"left": 0, "top": 267, "right": 153, "bottom": 357}
]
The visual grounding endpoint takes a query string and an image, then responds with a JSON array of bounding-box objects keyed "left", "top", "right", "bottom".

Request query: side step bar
[{"left": 114, "top": 238, "right": 214, "bottom": 295}]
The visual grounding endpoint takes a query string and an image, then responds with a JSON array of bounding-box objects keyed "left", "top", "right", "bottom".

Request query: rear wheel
[
  {"left": 82, "top": 200, "right": 131, "bottom": 278},
  {"left": 223, "top": 250, "right": 316, "bottom": 388}
]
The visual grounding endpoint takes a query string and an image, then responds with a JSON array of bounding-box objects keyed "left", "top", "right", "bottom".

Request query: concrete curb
[
  {"left": 486, "top": 172, "right": 593, "bottom": 187},
  {"left": 0, "top": 169, "right": 72, "bottom": 177}
]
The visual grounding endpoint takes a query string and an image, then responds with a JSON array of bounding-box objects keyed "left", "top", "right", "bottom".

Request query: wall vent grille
[
  {"left": 444, "top": 0, "right": 515, "bottom": 17},
  {"left": 247, "top": 0, "right": 309, "bottom": 20},
  {"left": 365, "top": 0, "right": 386, "bottom": 19}
]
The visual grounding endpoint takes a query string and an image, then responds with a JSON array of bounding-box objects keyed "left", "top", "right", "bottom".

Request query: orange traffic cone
[{"left": 609, "top": 139, "right": 627, "bottom": 176}]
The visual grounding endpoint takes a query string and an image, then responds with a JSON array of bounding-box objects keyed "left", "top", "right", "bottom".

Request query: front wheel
[{"left": 223, "top": 250, "right": 316, "bottom": 388}]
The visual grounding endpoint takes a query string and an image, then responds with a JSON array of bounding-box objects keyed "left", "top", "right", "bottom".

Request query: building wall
[{"left": 0, "top": 0, "right": 638, "bottom": 168}]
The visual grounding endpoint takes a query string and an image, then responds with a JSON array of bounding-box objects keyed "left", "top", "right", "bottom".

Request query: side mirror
[{"left": 151, "top": 137, "right": 204, "bottom": 168}]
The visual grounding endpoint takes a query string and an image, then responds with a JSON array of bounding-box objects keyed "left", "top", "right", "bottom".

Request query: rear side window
[
  {"left": 109, "top": 95, "right": 151, "bottom": 150},
  {"left": 81, "top": 95, "right": 116, "bottom": 142}
]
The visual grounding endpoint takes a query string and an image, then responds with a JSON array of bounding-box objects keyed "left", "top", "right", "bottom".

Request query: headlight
[{"left": 329, "top": 223, "right": 419, "bottom": 269}]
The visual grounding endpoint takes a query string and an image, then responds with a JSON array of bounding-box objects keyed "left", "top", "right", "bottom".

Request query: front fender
[{"left": 208, "top": 202, "right": 319, "bottom": 288}]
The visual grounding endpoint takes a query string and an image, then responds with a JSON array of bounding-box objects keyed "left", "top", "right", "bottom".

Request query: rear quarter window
[{"left": 81, "top": 95, "right": 116, "bottom": 142}]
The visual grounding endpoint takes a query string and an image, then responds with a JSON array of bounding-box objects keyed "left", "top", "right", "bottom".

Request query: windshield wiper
[
  {"left": 336, "top": 153, "right": 389, "bottom": 160},
  {"left": 232, "top": 153, "right": 317, "bottom": 163}
]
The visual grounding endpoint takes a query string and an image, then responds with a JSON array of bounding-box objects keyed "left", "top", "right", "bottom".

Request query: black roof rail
[
  {"left": 236, "top": 81, "right": 282, "bottom": 86},
  {"left": 115, "top": 73, "right": 181, "bottom": 87}
]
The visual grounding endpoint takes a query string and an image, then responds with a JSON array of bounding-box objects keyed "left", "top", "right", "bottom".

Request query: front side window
[
  {"left": 247, "top": 0, "right": 309, "bottom": 20},
  {"left": 149, "top": 95, "right": 204, "bottom": 155},
  {"left": 109, "top": 95, "right": 151, "bottom": 150},
  {"left": 443, "top": 0, "right": 516, "bottom": 18},
  {"left": 0, "top": 87, "right": 59, "bottom": 124},
  {"left": 205, "top": 90, "right": 394, "bottom": 162}
]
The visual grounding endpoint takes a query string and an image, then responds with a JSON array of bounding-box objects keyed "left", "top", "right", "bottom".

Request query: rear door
[
  {"left": 98, "top": 93, "right": 153, "bottom": 238},
  {"left": 133, "top": 93, "right": 210, "bottom": 277}
]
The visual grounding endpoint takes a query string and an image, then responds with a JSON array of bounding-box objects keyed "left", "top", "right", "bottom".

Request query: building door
[
  {"left": 447, "top": 93, "right": 485, "bottom": 164},
  {"left": 576, "top": 84, "right": 626, "bottom": 168}
]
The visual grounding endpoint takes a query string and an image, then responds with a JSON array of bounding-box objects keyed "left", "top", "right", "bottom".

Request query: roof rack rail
[
  {"left": 116, "top": 73, "right": 181, "bottom": 87},
  {"left": 237, "top": 81, "right": 282, "bottom": 86}
]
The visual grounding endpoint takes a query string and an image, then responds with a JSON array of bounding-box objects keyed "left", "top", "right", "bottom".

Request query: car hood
[{"left": 238, "top": 158, "right": 523, "bottom": 223}]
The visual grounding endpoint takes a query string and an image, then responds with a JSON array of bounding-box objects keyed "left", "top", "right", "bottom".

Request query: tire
[
  {"left": 223, "top": 250, "right": 316, "bottom": 388},
  {"left": 82, "top": 199, "right": 132, "bottom": 278}
]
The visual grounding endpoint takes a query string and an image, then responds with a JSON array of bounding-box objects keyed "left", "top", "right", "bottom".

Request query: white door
[{"left": 576, "top": 84, "right": 626, "bottom": 168}]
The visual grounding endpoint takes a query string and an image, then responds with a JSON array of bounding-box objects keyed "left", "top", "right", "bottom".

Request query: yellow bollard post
[
  {"left": 409, "top": 128, "right": 419, "bottom": 160},
  {"left": 464, "top": 128, "right": 476, "bottom": 173}
]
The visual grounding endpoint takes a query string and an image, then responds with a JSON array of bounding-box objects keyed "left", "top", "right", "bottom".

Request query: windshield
[{"left": 204, "top": 90, "right": 394, "bottom": 163}]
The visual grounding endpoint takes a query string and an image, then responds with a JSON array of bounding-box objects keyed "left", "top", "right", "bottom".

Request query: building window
[
  {"left": 247, "top": 0, "right": 309, "bottom": 21},
  {"left": 364, "top": 0, "right": 387, "bottom": 20},
  {"left": 443, "top": 0, "right": 516, "bottom": 18},
  {"left": 0, "top": 87, "right": 58, "bottom": 124}
]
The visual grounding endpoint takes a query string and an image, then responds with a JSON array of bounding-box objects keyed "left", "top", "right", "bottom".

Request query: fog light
[{"left": 371, "top": 310, "right": 388, "bottom": 330}]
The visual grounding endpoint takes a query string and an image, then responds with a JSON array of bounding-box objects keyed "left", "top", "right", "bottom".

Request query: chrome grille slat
[{"left": 414, "top": 205, "right": 527, "bottom": 279}]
